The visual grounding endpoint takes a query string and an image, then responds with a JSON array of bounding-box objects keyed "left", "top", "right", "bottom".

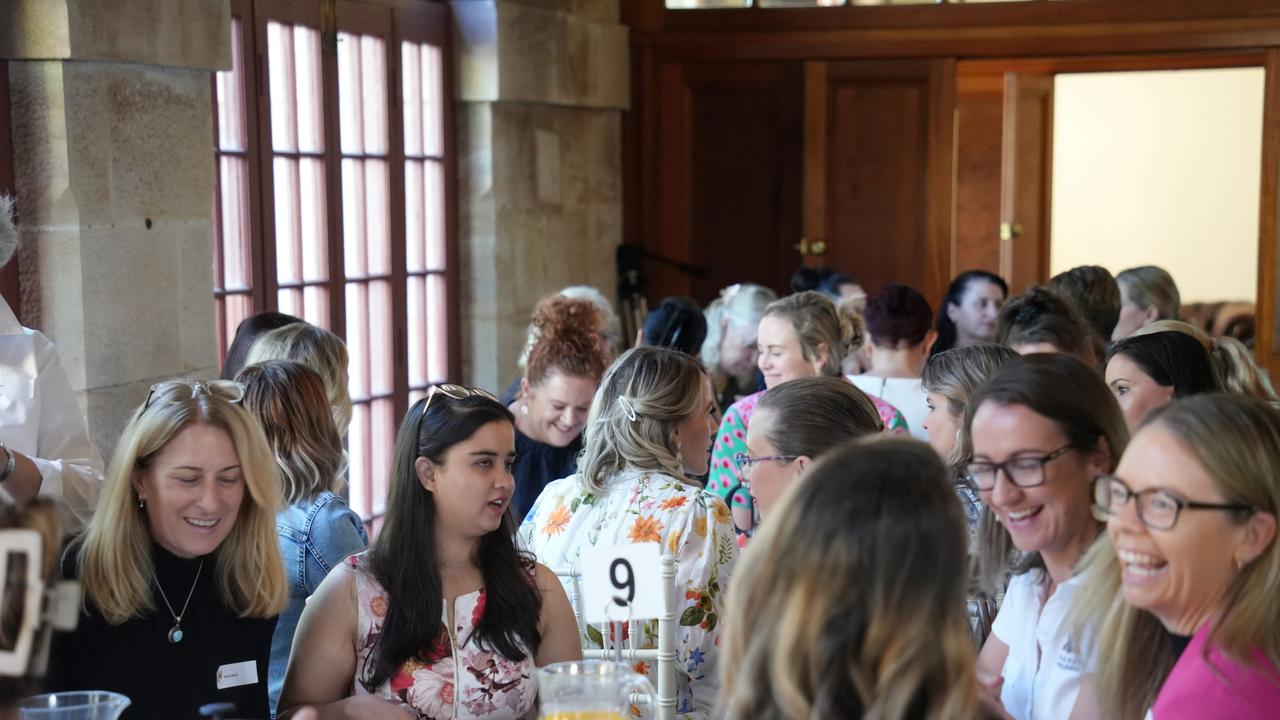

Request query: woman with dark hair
[
  {"left": 997, "top": 285, "right": 1097, "bottom": 366},
  {"left": 850, "top": 284, "right": 936, "bottom": 440},
  {"left": 277, "top": 387, "right": 581, "bottom": 719},
  {"left": 935, "top": 270, "right": 1009, "bottom": 354},
  {"left": 722, "top": 438, "right": 985, "bottom": 719},
  {"left": 1105, "top": 331, "right": 1220, "bottom": 432},
  {"left": 966, "top": 354, "right": 1128, "bottom": 720},
  {"left": 640, "top": 297, "right": 708, "bottom": 357},
  {"left": 220, "top": 311, "right": 302, "bottom": 380}
]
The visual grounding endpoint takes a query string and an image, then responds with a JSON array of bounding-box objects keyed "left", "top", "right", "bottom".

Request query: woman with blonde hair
[
  {"left": 921, "top": 344, "right": 1020, "bottom": 527},
  {"left": 1073, "top": 394, "right": 1280, "bottom": 719},
  {"left": 520, "top": 346, "right": 738, "bottom": 719},
  {"left": 700, "top": 283, "right": 776, "bottom": 411},
  {"left": 1132, "top": 319, "right": 1279, "bottom": 405},
  {"left": 708, "top": 291, "right": 905, "bottom": 536},
  {"left": 1112, "top": 265, "right": 1181, "bottom": 341},
  {"left": 47, "top": 380, "right": 287, "bottom": 719},
  {"left": 246, "top": 323, "right": 353, "bottom": 436},
  {"left": 721, "top": 437, "right": 983, "bottom": 720},
  {"left": 237, "top": 361, "right": 368, "bottom": 712}
]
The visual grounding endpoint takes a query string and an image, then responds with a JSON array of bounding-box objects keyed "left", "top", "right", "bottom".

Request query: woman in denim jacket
[{"left": 238, "top": 360, "right": 368, "bottom": 713}]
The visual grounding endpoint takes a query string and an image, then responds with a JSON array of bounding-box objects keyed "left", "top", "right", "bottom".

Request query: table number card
[{"left": 580, "top": 543, "right": 663, "bottom": 624}]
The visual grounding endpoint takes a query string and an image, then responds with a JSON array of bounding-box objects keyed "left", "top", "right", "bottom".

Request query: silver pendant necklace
[{"left": 155, "top": 559, "right": 203, "bottom": 644}]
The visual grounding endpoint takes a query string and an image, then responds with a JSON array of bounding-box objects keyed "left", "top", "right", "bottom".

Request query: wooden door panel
[
  {"left": 651, "top": 62, "right": 802, "bottom": 305},
  {"left": 1000, "top": 72, "right": 1054, "bottom": 295},
  {"left": 805, "top": 59, "right": 953, "bottom": 305},
  {"left": 954, "top": 73, "right": 1004, "bottom": 276}
]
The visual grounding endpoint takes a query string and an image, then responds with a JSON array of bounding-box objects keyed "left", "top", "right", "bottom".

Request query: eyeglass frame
[
  {"left": 733, "top": 452, "right": 799, "bottom": 482},
  {"left": 961, "top": 444, "right": 1075, "bottom": 491},
  {"left": 1092, "top": 474, "right": 1254, "bottom": 531},
  {"left": 143, "top": 380, "right": 245, "bottom": 410}
]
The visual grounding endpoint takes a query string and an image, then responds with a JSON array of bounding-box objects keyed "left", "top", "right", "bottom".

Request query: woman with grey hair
[
  {"left": 0, "top": 196, "right": 103, "bottom": 528},
  {"left": 700, "top": 283, "right": 776, "bottom": 411}
]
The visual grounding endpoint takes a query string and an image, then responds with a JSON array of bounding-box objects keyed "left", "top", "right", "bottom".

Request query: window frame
[{"left": 212, "top": 0, "right": 458, "bottom": 521}]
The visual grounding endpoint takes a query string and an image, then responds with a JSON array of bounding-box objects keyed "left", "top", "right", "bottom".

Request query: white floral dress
[
  {"left": 348, "top": 554, "right": 537, "bottom": 719},
  {"left": 517, "top": 470, "right": 739, "bottom": 720}
]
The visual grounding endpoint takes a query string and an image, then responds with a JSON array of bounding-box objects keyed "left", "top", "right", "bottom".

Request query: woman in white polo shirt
[{"left": 963, "top": 353, "right": 1128, "bottom": 720}]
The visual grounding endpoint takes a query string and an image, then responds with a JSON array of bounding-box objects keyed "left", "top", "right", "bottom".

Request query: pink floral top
[
  {"left": 707, "top": 388, "right": 908, "bottom": 513},
  {"left": 349, "top": 554, "right": 537, "bottom": 719}
]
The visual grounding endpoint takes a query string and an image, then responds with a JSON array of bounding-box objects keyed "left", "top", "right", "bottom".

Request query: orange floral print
[
  {"left": 659, "top": 496, "right": 688, "bottom": 510},
  {"left": 542, "top": 504, "right": 572, "bottom": 537},
  {"left": 628, "top": 515, "right": 664, "bottom": 544}
]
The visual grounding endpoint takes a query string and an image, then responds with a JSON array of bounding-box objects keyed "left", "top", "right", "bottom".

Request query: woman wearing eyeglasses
[
  {"left": 737, "top": 376, "right": 882, "bottom": 526},
  {"left": 236, "top": 361, "right": 369, "bottom": 713},
  {"left": 1070, "top": 394, "right": 1280, "bottom": 719},
  {"left": 964, "top": 354, "right": 1128, "bottom": 720},
  {"left": 519, "top": 346, "right": 737, "bottom": 719},
  {"left": 46, "top": 381, "right": 287, "bottom": 719},
  {"left": 277, "top": 385, "right": 581, "bottom": 720}
]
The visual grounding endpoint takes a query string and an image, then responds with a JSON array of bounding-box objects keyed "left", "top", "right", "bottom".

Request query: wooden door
[
  {"left": 953, "top": 71, "right": 1004, "bottom": 278},
  {"left": 999, "top": 72, "right": 1055, "bottom": 295},
  {"left": 650, "top": 61, "right": 802, "bottom": 305},
  {"left": 802, "top": 59, "right": 955, "bottom": 307}
]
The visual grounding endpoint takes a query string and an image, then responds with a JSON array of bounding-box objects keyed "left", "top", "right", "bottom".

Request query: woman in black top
[
  {"left": 508, "top": 297, "right": 609, "bottom": 521},
  {"left": 47, "top": 380, "right": 286, "bottom": 719}
]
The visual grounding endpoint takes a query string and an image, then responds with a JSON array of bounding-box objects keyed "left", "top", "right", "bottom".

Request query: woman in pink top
[{"left": 1072, "top": 394, "right": 1280, "bottom": 720}]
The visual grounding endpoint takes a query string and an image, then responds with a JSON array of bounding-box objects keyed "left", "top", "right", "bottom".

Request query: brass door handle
[
  {"left": 795, "top": 238, "right": 828, "bottom": 256},
  {"left": 1000, "top": 222, "right": 1024, "bottom": 242}
]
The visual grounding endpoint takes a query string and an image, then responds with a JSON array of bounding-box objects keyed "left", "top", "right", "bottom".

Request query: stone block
[
  {"left": 457, "top": 0, "right": 619, "bottom": 23},
  {"left": 452, "top": 0, "right": 628, "bottom": 110},
  {"left": 0, "top": 0, "right": 231, "bottom": 71},
  {"left": 0, "top": 1, "right": 72, "bottom": 63},
  {"left": 61, "top": 63, "right": 216, "bottom": 226},
  {"left": 8, "top": 62, "right": 78, "bottom": 231},
  {"left": 77, "top": 223, "right": 192, "bottom": 388}
]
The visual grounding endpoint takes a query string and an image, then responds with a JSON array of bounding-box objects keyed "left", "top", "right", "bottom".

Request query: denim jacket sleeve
[{"left": 301, "top": 494, "right": 369, "bottom": 596}]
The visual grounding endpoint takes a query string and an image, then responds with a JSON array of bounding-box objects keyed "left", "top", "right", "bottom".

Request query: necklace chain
[{"left": 155, "top": 558, "right": 204, "bottom": 627}]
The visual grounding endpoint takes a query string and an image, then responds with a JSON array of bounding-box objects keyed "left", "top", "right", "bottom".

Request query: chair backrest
[{"left": 554, "top": 553, "right": 678, "bottom": 720}]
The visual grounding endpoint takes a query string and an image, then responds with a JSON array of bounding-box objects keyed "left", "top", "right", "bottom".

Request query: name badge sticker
[{"left": 216, "top": 660, "right": 259, "bottom": 690}]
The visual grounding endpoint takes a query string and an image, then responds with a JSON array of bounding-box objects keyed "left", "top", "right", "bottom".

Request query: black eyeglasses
[
  {"left": 962, "top": 445, "right": 1075, "bottom": 491},
  {"left": 1093, "top": 475, "right": 1254, "bottom": 531},
  {"left": 143, "top": 380, "right": 245, "bottom": 410}
]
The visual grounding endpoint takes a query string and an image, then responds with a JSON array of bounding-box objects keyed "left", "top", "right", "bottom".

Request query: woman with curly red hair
[{"left": 509, "top": 296, "right": 610, "bottom": 520}]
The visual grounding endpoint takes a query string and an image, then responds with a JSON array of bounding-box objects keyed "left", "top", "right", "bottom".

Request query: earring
[
  {"left": 520, "top": 404, "right": 528, "bottom": 415},
  {"left": 1236, "top": 556, "right": 1247, "bottom": 571},
  {"left": 138, "top": 497, "right": 146, "bottom": 510}
]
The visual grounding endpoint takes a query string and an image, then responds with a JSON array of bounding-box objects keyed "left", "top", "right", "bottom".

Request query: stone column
[
  {"left": 0, "top": 0, "right": 229, "bottom": 454},
  {"left": 451, "top": 0, "right": 628, "bottom": 391}
]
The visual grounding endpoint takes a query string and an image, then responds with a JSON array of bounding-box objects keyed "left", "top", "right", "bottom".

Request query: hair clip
[{"left": 617, "top": 396, "right": 639, "bottom": 422}]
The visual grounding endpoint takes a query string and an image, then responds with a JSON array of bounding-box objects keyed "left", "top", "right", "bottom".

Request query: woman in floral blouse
[
  {"left": 278, "top": 386, "right": 581, "bottom": 719},
  {"left": 519, "top": 346, "right": 738, "bottom": 720},
  {"left": 707, "top": 291, "right": 907, "bottom": 538}
]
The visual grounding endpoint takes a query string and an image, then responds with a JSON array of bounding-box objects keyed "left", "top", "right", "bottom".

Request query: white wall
[{"left": 1049, "top": 68, "right": 1265, "bottom": 303}]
